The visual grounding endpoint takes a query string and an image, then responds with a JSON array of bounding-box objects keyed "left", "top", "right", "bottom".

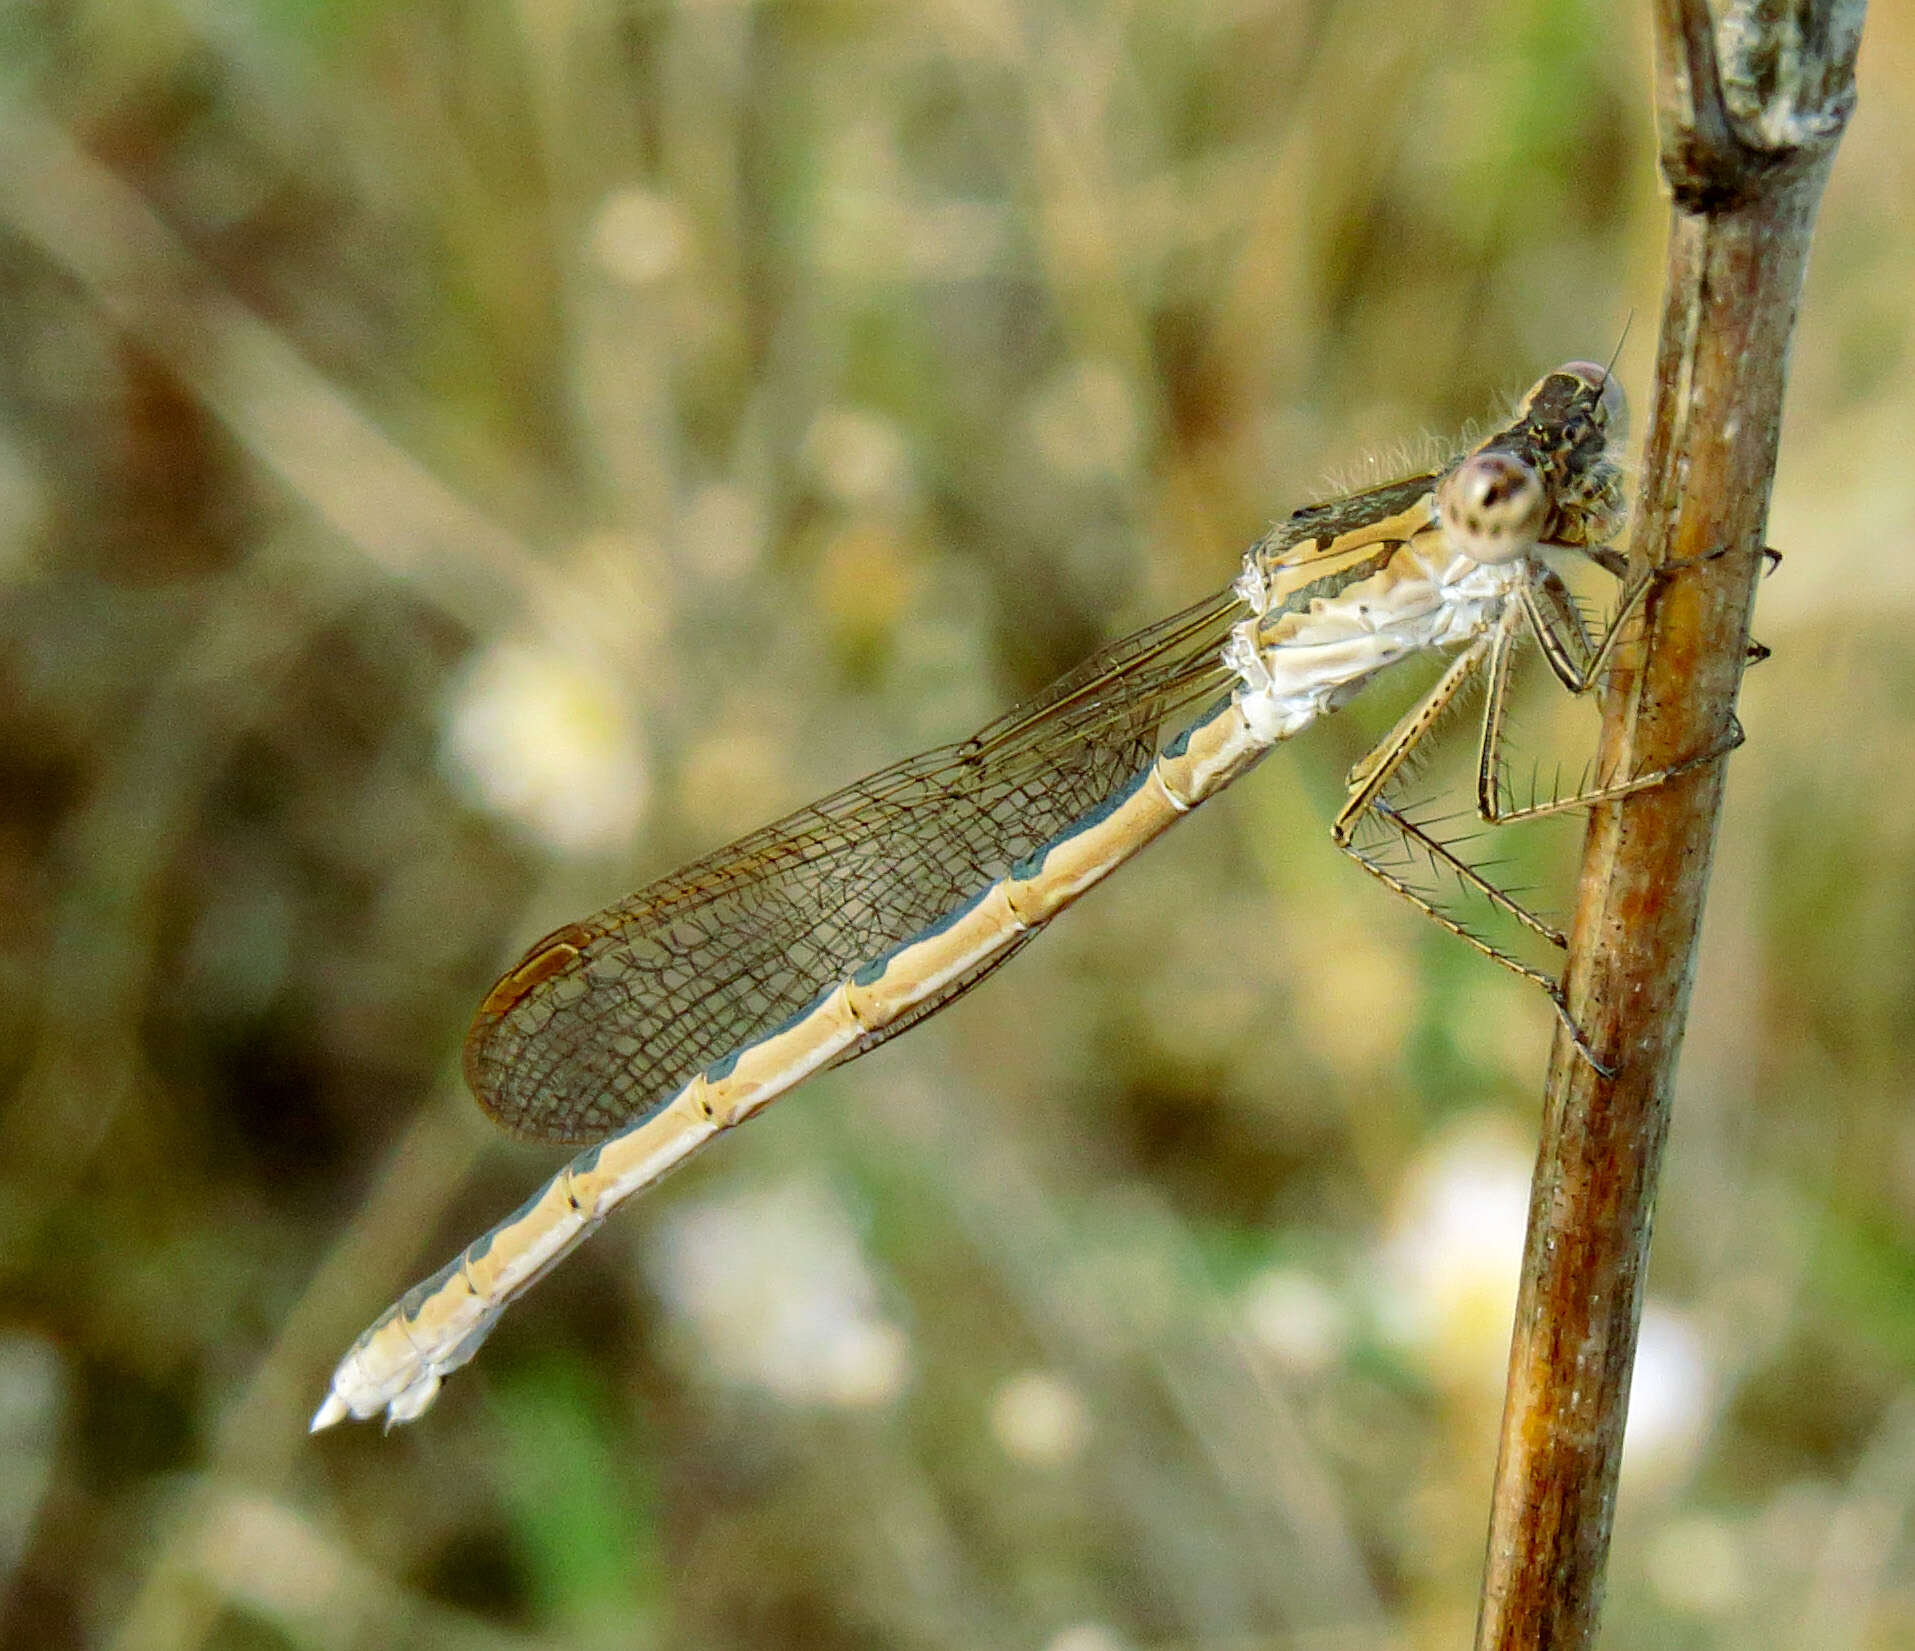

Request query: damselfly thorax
[{"left": 315, "top": 361, "right": 1719, "bottom": 1430}]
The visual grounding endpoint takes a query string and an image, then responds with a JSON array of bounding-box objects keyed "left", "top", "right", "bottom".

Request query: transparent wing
[{"left": 466, "top": 585, "right": 1245, "bottom": 1143}]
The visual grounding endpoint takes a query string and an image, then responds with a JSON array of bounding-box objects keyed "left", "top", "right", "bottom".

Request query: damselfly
[{"left": 315, "top": 361, "right": 1718, "bottom": 1430}]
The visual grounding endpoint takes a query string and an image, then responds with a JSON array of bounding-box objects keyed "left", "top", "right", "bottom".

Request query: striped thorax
[{"left": 1228, "top": 360, "right": 1627, "bottom": 743}]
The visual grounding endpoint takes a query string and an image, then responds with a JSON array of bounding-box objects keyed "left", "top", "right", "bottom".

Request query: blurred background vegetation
[{"left": 0, "top": 2, "right": 1909, "bottom": 1647}]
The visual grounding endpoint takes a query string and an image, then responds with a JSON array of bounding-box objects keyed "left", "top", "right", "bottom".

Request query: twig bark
[{"left": 1474, "top": 4, "right": 1866, "bottom": 1648}]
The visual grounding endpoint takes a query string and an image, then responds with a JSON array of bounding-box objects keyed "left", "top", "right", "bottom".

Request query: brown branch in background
[{"left": 1474, "top": 4, "right": 1866, "bottom": 1649}]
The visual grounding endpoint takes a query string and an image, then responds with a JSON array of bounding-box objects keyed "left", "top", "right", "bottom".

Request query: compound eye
[
  {"left": 1437, "top": 452, "right": 1546, "bottom": 564},
  {"left": 1558, "top": 359, "right": 1629, "bottom": 445}
]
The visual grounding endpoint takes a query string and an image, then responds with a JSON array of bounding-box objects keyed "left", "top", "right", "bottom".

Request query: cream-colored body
[{"left": 316, "top": 363, "right": 1631, "bottom": 1430}]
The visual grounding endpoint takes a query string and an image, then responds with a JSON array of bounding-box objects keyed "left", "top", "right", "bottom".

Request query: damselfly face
[{"left": 1443, "top": 361, "right": 1629, "bottom": 563}]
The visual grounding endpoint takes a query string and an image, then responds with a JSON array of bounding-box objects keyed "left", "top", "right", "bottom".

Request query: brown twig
[{"left": 1474, "top": 4, "right": 1866, "bottom": 1648}]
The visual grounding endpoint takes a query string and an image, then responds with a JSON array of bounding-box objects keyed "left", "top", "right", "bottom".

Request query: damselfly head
[
  {"left": 1538, "top": 361, "right": 1630, "bottom": 554},
  {"left": 1435, "top": 451, "right": 1546, "bottom": 565},
  {"left": 1507, "top": 361, "right": 1629, "bottom": 466},
  {"left": 1557, "top": 360, "right": 1629, "bottom": 440},
  {"left": 1545, "top": 360, "right": 1629, "bottom": 453},
  {"left": 1449, "top": 361, "right": 1629, "bottom": 564}
]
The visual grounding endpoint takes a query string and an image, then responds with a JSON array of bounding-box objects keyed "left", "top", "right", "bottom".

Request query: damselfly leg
[{"left": 1333, "top": 544, "right": 1755, "bottom": 1066}]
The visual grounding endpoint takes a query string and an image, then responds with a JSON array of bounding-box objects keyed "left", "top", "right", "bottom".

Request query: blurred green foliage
[{"left": 0, "top": 2, "right": 1910, "bottom": 1648}]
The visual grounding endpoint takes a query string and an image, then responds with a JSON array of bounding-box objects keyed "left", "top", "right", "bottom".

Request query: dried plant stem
[{"left": 1474, "top": 4, "right": 1866, "bottom": 1648}]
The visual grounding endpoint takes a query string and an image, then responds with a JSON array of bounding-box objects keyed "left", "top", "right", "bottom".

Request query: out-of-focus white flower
[
  {"left": 1044, "top": 1623, "right": 1128, "bottom": 1651},
  {"left": 678, "top": 482, "right": 766, "bottom": 580},
  {"left": 589, "top": 188, "right": 688, "bottom": 287},
  {"left": 989, "top": 1370, "right": 1092, "bottom": 1467},
  {"left": 1645, "top": 1511, "right": 1748, "bottom": 1616},
  {"left": 1240, "top": 1265, "right": 1350, "bottom": 1378},
  {"left": 1377, "top": 1119, "right": 1719, "bottom": 1482},
  {"left": 441, "top": 638, "right": 649, "bottom": 856},
  {"left": 647, "top": 1178, "right": 911, "bottom": 1409},
  {"left": 1025, "top": 360, "right": 1141, "bottom": 480},
  {"left": 802, "top": 408, "right": 914, "bottom": 507},
  {"left": 1375, "top": 1114, "right": 1531, "bottom": 1389},
  {"left": 197, "top": 1494, "right": 348, "bottom": 1617},
  {"left": 1622, "top": 1305, "right": 1717, "bottom": 1494}
]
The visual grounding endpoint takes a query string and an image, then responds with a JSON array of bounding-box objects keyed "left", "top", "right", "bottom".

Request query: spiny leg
[
  {"left": 1481, "top": 716, "right": 1747, "bottom": 828},
  {"left": 1336, "top": 794, "right": 1605, "bottom": 1069},
  {"left": 1329, "top": 620, "right": 1607, "bottom": 1065},
  {"left": 1342, "top": 632, "right": 1492, "bottom": 811},
  {"left": 1519, "top": 534, "right": 1773, "bottom": 700},
  {"left": 1345, "top": 793, "right": 1567, "bottom": 960},
  {"left": 1331, "top": 540, "right": 1768, "bottom": 1069},
  {"left": 1479, "top": 551, "right": 1754, "bottom": 828},
  {"left": 1523, "top": 560, "right": 1652, "bottom": 696},
  {"left": 1338, "top": 610, "right": 1563, "bottom": 951}
]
